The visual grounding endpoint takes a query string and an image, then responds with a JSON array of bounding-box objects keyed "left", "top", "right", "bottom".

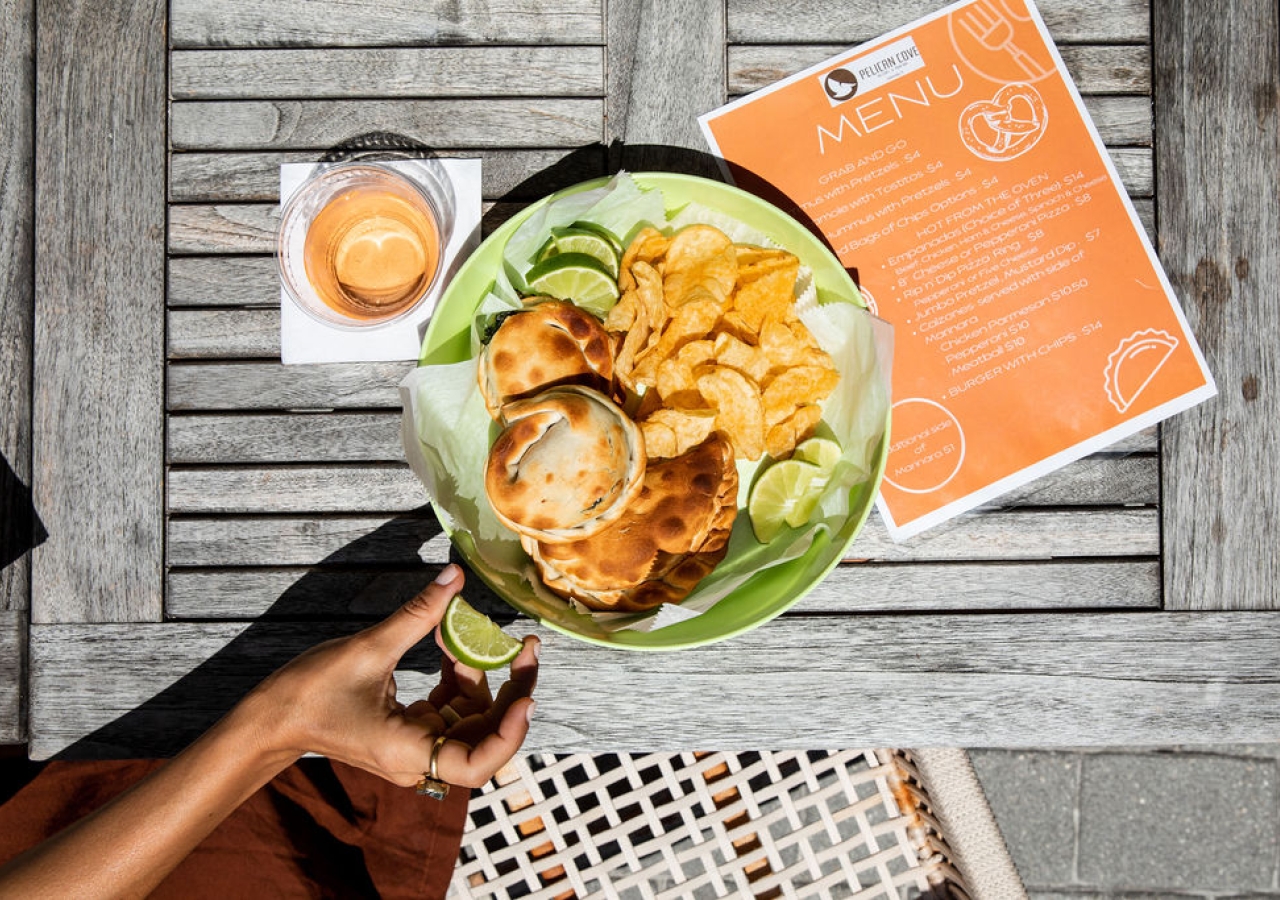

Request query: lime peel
[{"left": 440, "top": 595, "right": 522, "bottom": 670}]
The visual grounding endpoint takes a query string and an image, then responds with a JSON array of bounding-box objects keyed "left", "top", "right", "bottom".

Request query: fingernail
[
  {"left": 525, "top": 701, "right": 536, "bottom": 724},
  {"left": 435, "top": 563, "right": 460, "bottom": 585},
  {"left": 531, "top": 638, "right": 542, "bottom": 660}
]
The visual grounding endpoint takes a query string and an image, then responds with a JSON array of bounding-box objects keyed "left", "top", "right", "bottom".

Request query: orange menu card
[{"left": 700, "top": 0, "right": 1215, "bottom": 539}]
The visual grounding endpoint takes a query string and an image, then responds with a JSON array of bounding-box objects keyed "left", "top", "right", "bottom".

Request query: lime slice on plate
[
  {"left": 793, "top": 437, "right": 841, "bottom": 473},
  {"left": 440, "top": 595, "right": 522, "bottom": 670},
  {"left": 748, "top": 458, "right": 824, "bottom": 544},
  {"left": 526, "top": 252, "right": 621, "bottom": 316},
  {"left": 537, "top": 226, "right": 621, "bottom": 277}
]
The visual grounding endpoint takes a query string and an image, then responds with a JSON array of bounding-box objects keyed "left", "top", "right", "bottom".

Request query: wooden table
[{"left": 3, "top": 0, "right": 1278, "bottom": 758}]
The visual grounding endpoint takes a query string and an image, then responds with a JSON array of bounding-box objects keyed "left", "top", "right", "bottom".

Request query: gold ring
[{"left": 415, "top": 734, "right": 450, "bottom": 800}]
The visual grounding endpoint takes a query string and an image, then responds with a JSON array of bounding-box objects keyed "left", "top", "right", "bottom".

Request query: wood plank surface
[
  {"left": 1155, "top": 0, "right": 1280, "bottom": 608},
  {"left": 170, "top": 0, "right": 604, "bottom": 48},
  {"left": 163, "top": 559, "right": 1160, "bottom": 619},
  {"left": 171, "top": 99, "right": 604, "bottom": 151},
  {"left": 171, "top": 47, "right": 604, "bottom": 99},
  {"left": 164, "top": 455, "right": 1156, "bottom": 515},
  {"left": 606, "top": 0, "right": 725, "bottom": 175},
  {"left": 727, "top": 0, "right": 1150, "bottom": 44},
  {"left": 29, "top": 611, "right": 1280, "bottom": 757},
  {"left": 169, "top": 148, "right": 607, "bottom": 203},
  {"left": 0, "top": 611, "right": 22, "bottom": 744},
  {"left": 167, "top": 413, "right": 405, "bottom": 463},
  {"left": 728, "top": 44, "right": 1152, "bottom": 96},
  {"left": 166, "top": 507, "right": 1154, "bottom": 569},
  {"left": 167, "top": 361, "right": 411, "bottom": 411},
  {"left": 0, "top": 0, "right": 33, "bottom": 742},
  {"left": 32, "top": 0, "right": 165, "bottom": 624}
]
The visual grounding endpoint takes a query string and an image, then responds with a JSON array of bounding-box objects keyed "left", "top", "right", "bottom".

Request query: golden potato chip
[
  {"left": 713, "top": 331, "right": 771, "bottom": 384},
  {"left": 715, "top": 311, "right": 759, "bottom": 345},
  {"left": 619, "top": 227, "right": 670, "bottom": 292},
  {"left": 732, "top": 265, "right": 799, "bottom": 332},
  {"left": 644, "top": 407, "right": 718, "bottom": 456},
  {"left": 633, "top": 295, "right": 722, "bottom": 385},
  {"left": 759, "top": 317, "right": 833, "bottom": 371},
  {"left": 604, "top": 287, "right": 638, "bottom": 333},
  {"left": 663, "top": 245, "right": 737, "bottom": 309},
  {"left": 696, "top": 365, "right": 765, "bottom": 460},
  {"left": 765, "top": 403, "right": 824, "bottom": 458},
  {"left": 676, "top": 339, "right": 716, "bottom": 368},
  {"left": 664, "top": 225, "right": 733, "bottom": 273},
  {"left": 641, "top": 419, "right": 678, "bottom": 459},
  {"left": 655, "top": 355, "right": 698, "bottom": 401},
  {"left": 762, "top": 366, "right": 841, "bottom": 425},
  {"left": 736, "top": 255, "right": 798, "bottom": 287},
  {"left": 734, "top": 245, "right": 793, "bottom": 267}
]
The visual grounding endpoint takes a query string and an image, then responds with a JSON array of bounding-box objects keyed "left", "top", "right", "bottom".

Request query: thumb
[{"left": 364, "top": 564, "right": 464, "bottom": 660}]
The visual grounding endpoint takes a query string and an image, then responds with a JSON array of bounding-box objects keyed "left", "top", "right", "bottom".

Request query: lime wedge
[
  {"left": 526, "top": 252, "right": 621, "bottom": 317},
  {"left": 440, "top": 595, "right": 522, "bottom": 670},
  {"left": 748, "top": 458, "right": 823, "bottom": 543},
  {"left": 793, "top": 436, "right": 842, "bottom": 492},
  {"left": 569, "top": 220, "right": 623, "bottom": 254},
  {"left": 537, "top": 226, "right": 621, "bottom": 277}
]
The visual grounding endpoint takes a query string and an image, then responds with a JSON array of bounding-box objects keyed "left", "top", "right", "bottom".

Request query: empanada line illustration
[{"left": 1103, "top": 328, "right": 1179, "bottom": 414}]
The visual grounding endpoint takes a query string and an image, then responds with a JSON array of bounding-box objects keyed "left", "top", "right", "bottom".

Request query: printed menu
[{"left": 700, "top": 0, "right": 1216, "bottom": 539}]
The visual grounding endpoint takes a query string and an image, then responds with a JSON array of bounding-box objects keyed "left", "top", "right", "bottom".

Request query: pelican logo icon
[{"left": 822, "top": 67, "right": 859, "bottom": 104}]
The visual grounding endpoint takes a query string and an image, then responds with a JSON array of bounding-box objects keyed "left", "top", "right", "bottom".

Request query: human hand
[{"left": 240, "top": 564, "right": 539, "bottom": 789}]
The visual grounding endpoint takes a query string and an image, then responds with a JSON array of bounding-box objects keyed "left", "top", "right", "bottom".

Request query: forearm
[{"left": 0, "top": 695, "right": 299, "bottom": 899}]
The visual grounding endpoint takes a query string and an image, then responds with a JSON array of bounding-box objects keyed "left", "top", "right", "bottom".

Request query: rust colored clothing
[{"left": 0, "top": 758, "right": 469, "bottom": 899}]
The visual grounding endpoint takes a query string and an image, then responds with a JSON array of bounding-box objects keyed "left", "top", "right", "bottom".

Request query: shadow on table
[
  {"left": 0, "top": 452, "right": 47, "bottom": 572},
  {"left": 52, "top": 508, "right": 518, "bottom": 760}
]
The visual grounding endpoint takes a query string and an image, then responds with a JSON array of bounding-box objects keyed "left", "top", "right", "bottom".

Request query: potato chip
[
  {"left": 734, "top": 245, "right": 793, "bottom": 267},
  {"left": 765, "top": 403, "right": 823, "bottom": 458},
  {"left": 762, "top": 366, "right": 841, "bottom": 425},
  {"left": 713, "top": 331, "right": 771, "bottom": 383},
  {"left": 640, "top": 419, "right": 678, "bottom": 459},
  {"left": 663, "top": 245, "right": 737, "bottom": 309},
  {"left": 604, "top": 287, "right": 639, "bottom": 333},
  {"left": 643, "top": 407, "right": 718, "bottom": 456},
  {"left": 696, "top": 365, "right": 765, "bottom": 460},
  {"left": 633, "top": 295, "right": 722, "bottom": 385},
  {"left": 655, "top": 355, "right": 698, "bottom": 401},
  {"left": 664, "top": 225, "right": 733, "bottom": 273},
  {"left": 619, "top": 227, "right": 670, "bottom": 292},
  {"left": 676, "top": 339, "right": 716, "bottom": 368},
  {"left": 759, "top": 317, "right": 832, "bottom": 370},
  {"left": 732, "top": 265, "right": 799, "bottom": 332}
]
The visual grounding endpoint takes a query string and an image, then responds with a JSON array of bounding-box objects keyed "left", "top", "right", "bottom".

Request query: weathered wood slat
[
  {"left": 849, "top": 508, "right": 1158, "bottom": 561},
  {"left": 0, "top": 609, "right": 24, "bottom": 744},
  {"left": 172, "top": 47, "right": 604, "bottom": 99},
  {"left": 1155, "top": 0, "right": 1279, "bottom": 608},
  {"left": 32, "top": 0, "right": 165, "bottom": 624},
  {"left": 29, "top": 611, "right": 1280, "bottom": 757},
  {"left": 169, "top": 200, "right": 510, "bottom": 254},
  {"left": 169, "top": 148, "right": 607, "bottom": 203},
  {"left": 163, "top": 558, "right": 1160, "bottom": 620},
  {"left": 166, "top": 413, "right": 1163, "bottom": 466},
  {"left": 606, "top": 0, "right": 725, "bottom": 176},
  {"left": 168, "top": 361, "right": 411, "bottom": 411},
  {"left": 727, "top": 0, "right": 1150, "bottom": 44},
  {"left": 167, "top": 567, "right": 440, "bottom": 619},
  {"left": 0, "top": 0, "right": 32, "bottom": 742},
  {"left": 168, "top": 412, "right": 405, "bottom": 463},
  {"left": 802, "top": 560, "right": 1160, "bottom": 611},
  {"left": 728, "top": 44, "right": 1152, "bottom": 96},
  {"left": 169, "top": 256, "right": 278, "bottom": 307},
  {"left": 171, "top": 99, "right": 605, "bottom": 151},
  {"left": 167, "top": 514, "right": 448, "bottom": 568},
  {"left": 170, "top": 0, "right": 605, "bottom": 49},
  {"left": 165, "top": 455, "right": 1155, "bottom": 515},
  {"left": 167, "top": 507, "right": 1154, "bottom": 568},
  {"left": 169, "top": 309, "right": 278, "bottom": 358}
]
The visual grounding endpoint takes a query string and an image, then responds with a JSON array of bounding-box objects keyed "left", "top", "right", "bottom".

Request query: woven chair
[{"left": 449, "top": 749, "right": 1024, "bottom": 899}]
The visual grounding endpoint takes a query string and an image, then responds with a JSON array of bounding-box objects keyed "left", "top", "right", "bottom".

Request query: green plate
[{"left": 418, "top": 172, "right": 888, "bottom": 650}]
